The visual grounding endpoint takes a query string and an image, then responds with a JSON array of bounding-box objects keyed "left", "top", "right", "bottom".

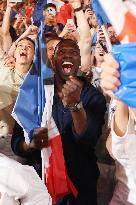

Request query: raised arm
[
  {"left": 2, "top": 0, "right": 16, "bottom": 53},
  {"left": 100, "top": 53, "right": 129, "bottom": 137},
  {"left": 69, "top": 0, "right": 92, "bottom": 72},
  {"left": 7, "top": 25, "right": 38, "bottom": 57}
]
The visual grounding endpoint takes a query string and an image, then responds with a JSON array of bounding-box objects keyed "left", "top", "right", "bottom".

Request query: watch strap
[{"left": 68, "top": 101, "right": 83, "bottom": 112}]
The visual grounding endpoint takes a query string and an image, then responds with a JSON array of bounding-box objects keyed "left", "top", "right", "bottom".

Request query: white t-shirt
[
  {"left": 110, "top": 108, "right": 136, "bottom": 205},
  {"left": 0, "top": 154, "right": 52, "bottom": 205}
]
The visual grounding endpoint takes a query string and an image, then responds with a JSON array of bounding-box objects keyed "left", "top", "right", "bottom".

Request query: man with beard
[
  {"left": 107, "top": 23, "right": 120, "bottom": 45},
  {"left": 11, "top": 39, "right": 106, "bottom": 205}
]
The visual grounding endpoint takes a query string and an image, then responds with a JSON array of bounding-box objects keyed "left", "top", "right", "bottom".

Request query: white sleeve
[
  {"left": 21, "top": 166, "right": 52, "bottom": 205},
  {"left": 0, "top": 156, "right": 51, "bottom": 205},
  {"left": 111, "top": 109, "right": 136, "bottom": 165}
]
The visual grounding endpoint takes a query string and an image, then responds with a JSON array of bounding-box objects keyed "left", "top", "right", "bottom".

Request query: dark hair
[
  {"left": 55, "top": 39, "right": 79, "bottom": 52},
  {"left": 9, "top": 26, "right": 18, "bottom": 42},
  {"left": 93, "top": 56, "right": 96, "bottom": 66},
  {"left": 43, "top": 3, "right": 57, "bottom": 11},
  {"left": 17, "top": 37, "right": 35, "bottom": 48},
  {"left": 106, "top": 23, "right": 112, "bottom": 28},
  {"left": 44, "top": 32, "right": 62, "bottom": 44},
  {"left": 54, "top": 39, "right": 80, "bottom": 60},
  {"left": 84, "top": 5, "right": 91, "bottom": 11}
]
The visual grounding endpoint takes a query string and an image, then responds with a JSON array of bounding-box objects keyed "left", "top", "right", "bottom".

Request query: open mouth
[
  {"left": 62, "top": 62, "right": 74, "bottom": 74},
  {"left": 20, "top": 52, "right": 27, "bottom": 57},
  {"left": 99, "top": 52, "right": 104, "bottom": 56}
]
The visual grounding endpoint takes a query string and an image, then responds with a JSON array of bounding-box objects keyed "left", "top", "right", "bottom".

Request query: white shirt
[
  {"left": 110, "top": 108, "right": 136, "bottom": 205},
  {"left": 0, "top": 154, "right": 52, "bottom": 205}
]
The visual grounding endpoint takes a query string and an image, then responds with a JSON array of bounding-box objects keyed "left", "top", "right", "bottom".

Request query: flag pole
[{"left": 101, "top": 24, "right": 112, "bottom": 52}]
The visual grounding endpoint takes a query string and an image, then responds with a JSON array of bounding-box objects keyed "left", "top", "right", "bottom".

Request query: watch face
[{"left": 68, "top": 101, "right": 83, "bottom": 112}]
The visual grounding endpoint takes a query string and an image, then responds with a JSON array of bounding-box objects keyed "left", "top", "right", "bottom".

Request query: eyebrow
[{"left": 17, "top": 43, "right": 33, "bottom": 47}]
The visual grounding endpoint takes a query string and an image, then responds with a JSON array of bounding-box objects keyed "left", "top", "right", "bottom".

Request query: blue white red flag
[
  {"left": 12, "top": 22, "right": 77, "bottom": 203},
  {"left": 98, "top": 0, "right": 136, "bottom": 43},
  {"left": 112, "top": 42, "right": 136, "bottom": 108},
  {"left": 33, "top": 0, "right": 47, "bottom": 26},
  {"left": 98, "top": 0, "right": 136, "bottom": 107},
  {"left": 92, "top": 0, "right": 110, "bottom": 26}
]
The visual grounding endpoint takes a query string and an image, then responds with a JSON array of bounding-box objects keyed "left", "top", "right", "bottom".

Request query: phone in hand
[
  {"left": 47, "top": 8, "right": 56, "bottom": 16},
  {"left": 67, "top": 19, "right": 74, "bottom": 25}
]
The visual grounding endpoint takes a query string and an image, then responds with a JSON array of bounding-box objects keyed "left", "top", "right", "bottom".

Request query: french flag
[
  {"left": 98, "top": 0, "right": 136, "bottom": 43},
  {"left": 97, "top": 0, "right": 136, "bottom": 107},
  {"left": 12, "top": 22, "right": 77, "bottom": 203}
]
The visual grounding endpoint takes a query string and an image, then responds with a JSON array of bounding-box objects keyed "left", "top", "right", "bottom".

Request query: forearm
[
  {"left": 114, "top": 100, "right": 129, "bottom": 137},
  {"left": 75, "top": 10, "right": 91, "bottom": 71},
  {"left": 71, "top": 107, "right": 87, "bottom": 135},
  {"left": 2, "top": 6, "right": 11, "bottom": 35},
  {"left": 2, "top": 6, "right": 13, "bottom": 53},
  {"left": 19, "top": 140, "right": 37, "bottom": 156},
  {"left": 15, "top": 31, "right": 28, "bottom": 44}
]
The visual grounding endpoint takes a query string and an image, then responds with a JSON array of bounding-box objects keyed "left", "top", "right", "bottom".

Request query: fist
[
  {"left": 29, "top": 127, "right": 48, "bottom": 150},
  {"left": 68, "top": 0, "right": 81, "bottom": 9},
  {"left": 100, "top": 54, "right": 121, "bottom": 98},
  {"left": 62, "top": 76, "right": 83, "bottom": 106}
]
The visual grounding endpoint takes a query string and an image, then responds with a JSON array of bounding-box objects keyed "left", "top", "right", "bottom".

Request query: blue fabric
[
  {"left": 91, "top": 32, "right": 97, "bottom": 46},
  {"left": 112, "top": 43, "right": 136, "bottom": 108},
  {"left": 92, "top": 0, "right": 110, "bottom": 26},
  {"left": 11, "top": 81, "right": 106, "bottom": 204},
  {"left": 13, "top": 22, "right": 53, "bottom": 142},
  {"left": 11, "top": 10, "right": 17, "bottom": 18},
  {"left": 33, "top": 0, "right": 47, "bottom": 26}
]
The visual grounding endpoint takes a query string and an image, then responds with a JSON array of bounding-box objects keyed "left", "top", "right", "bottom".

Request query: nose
[
  {"left": 21, "top": 45, "right": 27, "bottom": 50},
  {"left": 64, "top": 50, "right": 73, "bottom": 59}
]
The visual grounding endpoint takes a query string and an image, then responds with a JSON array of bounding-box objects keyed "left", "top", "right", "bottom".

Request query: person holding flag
[
  {"left": 11, "top": 37, "right": 106, "bottom": 205},
  {"left": 100, "top": 53, "right": 136, "bottom": 205}
]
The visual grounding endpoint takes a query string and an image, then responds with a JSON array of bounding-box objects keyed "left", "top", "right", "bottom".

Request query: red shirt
[{"left": 57, "top": 3, "right": 72, "bottom": 25}]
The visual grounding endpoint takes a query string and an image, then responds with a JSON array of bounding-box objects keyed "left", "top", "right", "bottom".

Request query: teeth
[{"left": 62, "top": 62, "right": 73, "bottom": 65}]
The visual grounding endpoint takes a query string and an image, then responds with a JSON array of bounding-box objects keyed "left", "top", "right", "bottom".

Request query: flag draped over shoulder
[
  {"left": 12, "top": 22, "right": 47, "bottom": 143},
  {"left": 12, "top": 22, "right": 77, "bottom": 203}
]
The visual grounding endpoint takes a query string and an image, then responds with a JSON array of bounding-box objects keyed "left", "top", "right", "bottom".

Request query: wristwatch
[{"left": 68, "top": 101, "right": 83, "bottom": 112}]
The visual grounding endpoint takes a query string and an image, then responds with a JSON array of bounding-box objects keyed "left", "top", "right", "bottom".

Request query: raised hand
[
  {"left": 29, "top": 127, "right": 48, "bottom": 150},
  {"left": 68, "top": 0, "right": 81, "bottom": 9},
  {"left": 100, "top": 53, "right": 121, "bottom": 98},
  {"left": 7, "top": 0, "right": 17, "bottom": 8},
  {"left": 62, "top": 76, "right": 83, "bottom": 106},
  {"left": 24, "top": 25, "right": 39, "bottom": 36}
]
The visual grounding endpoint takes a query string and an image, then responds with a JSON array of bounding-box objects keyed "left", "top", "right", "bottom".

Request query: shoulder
[{"left": 0, "top": 67, "right": 15, "bottom": 83}]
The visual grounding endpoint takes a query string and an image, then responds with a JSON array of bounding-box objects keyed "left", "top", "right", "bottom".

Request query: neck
[
  {"left": 55, "top": 76, "right": 65, "bottom": 94},
  {"left": 15, "top": 63, "right": 31, "bottom": 74},
  {"left": 96, "top": 61, "right": 102, "bottom": 67}
]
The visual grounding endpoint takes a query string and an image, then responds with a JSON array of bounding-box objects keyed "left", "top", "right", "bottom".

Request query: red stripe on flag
[
  {"left": 118, "top": 11, "right": 136, "bottom": 42},
  {"left": 44, "top": 135, "right": 78, "bottom": 204}
]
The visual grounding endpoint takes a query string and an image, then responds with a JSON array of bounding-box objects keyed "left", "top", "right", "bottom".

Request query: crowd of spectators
[{"left": 0, "top": 0, "right": 135, "bottom": 205}]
